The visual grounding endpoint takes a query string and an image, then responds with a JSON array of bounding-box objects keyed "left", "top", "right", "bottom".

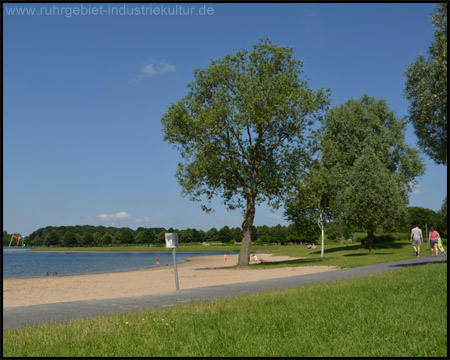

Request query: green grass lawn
[
  {"left": 3, "top": 262, "right": 446, "bottom": 357},
  {"left": 29, "top": 239, "right": 446, "bottom": 267},
  {"left": 253, "top": 240, "right": 447, "bottom": 269}
]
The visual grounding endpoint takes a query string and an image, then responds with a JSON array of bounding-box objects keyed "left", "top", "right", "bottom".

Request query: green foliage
[
  {"left": 44, "top": 230, "right": 61, "bottom": 246},
  {"left": 62, "top": 232, "right": 77, "bottom": 247},
  {"left": 404, "top": 3, "right": 447, "bottom": 165},
  {"left": 217, "top": 226, "right": 232, "bottom": 243},
  {"left": 285, "top": 162, "right": 337, "bottom": 226},
  {"left": 161, "top": 38, "right": 330, "bottom": 264},
  {"left": 343, "top": 148, "right": 407, "bottom": 235},
  {"left": 437, "top": 196, "right": 447, "bottom": 237},
  {"left": 255, "top": 235, "right": 276, "bottom": 245},
  {"left": 318, "top": 94, "right": 425, "bottom": 251},
  {"left": 100, "top": 233, "right": 113, "bottom": 245},
  {"left": 3, "top": 231, "right": 10, "bottom": 246},
  {"left": 321, "top": 94, "right": 425, "bottom": 188},
  {"left": 80, "top": 232, "right": 93, "bottom": 247},
  {"left": 407, "top": 206, "right": 440, "bottom": 229},
  {"left": 9, "top": 219, "right": 439, "bottom": 250},
  {"left": 135, "top": 229, "right": 156, "bottom": 244}
]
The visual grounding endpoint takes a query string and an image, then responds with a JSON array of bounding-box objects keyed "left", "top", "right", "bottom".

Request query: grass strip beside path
[{"left": 3, "top": 262, "right": 447, "bottom": 357}]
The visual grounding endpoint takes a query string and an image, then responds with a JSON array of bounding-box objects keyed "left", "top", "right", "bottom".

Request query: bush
[{"left": 255, "top": 235, "right": 276, "bottom": 245}]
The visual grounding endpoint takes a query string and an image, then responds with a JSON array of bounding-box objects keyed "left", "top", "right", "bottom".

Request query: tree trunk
[
  {"left": 367, "top": 228, "right": 374, "bottom": 254},
  {"left": 238, "top": 195, "right": 256, "bottom": 266},
  {"left": 319, "top": 212, "right": 325, "bottom": 258}
]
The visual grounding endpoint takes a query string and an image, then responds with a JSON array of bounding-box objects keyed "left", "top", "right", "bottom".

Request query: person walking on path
[
  {"left": 410, "top": 225, "right": 423, "bottom": 256},
  {"left": 428, "top": 227, "right": 440, "bottom": 256}
]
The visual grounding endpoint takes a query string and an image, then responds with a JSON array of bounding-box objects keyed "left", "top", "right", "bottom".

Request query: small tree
[
  {"left": 285, "top": 163, "right": 336, "bottom": 257},
  {"left": 343, "top": 148, "right": 407, "bottom": 253}
]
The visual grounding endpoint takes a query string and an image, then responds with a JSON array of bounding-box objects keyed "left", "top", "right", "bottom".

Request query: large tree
[
  {"left": 404, "top": 3, "right": 447, "bottom": 165},
  {"left": 320, "top": 94, "right": 425, "bottom": 251},
  {"left": 161, "top": 39, "right": 330, "bottom": 265}
]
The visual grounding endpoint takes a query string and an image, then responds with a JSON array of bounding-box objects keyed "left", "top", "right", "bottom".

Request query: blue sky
[{"left": 3, "top": 3, "right": 447, "bottom": 236}]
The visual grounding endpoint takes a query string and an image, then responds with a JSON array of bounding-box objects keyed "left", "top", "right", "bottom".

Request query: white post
[
  {"left": 172, "top": 248, "right": 179, "bottom": 290},
  {"left": 165, "top": 233, "right": 180, "bottom": 291}
]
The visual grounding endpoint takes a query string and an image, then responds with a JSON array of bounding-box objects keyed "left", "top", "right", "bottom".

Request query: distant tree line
[{"left": 3, "top": 204, "right": 446, "bottom": 248}]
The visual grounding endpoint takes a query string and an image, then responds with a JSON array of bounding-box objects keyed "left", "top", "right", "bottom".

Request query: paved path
[{"left": 3, "top": 255, "right": 446, "bottom": 330}]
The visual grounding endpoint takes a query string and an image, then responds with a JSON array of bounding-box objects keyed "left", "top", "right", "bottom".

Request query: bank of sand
[{"left": 3, "top": 254, "right": 340, "bottom": 308}]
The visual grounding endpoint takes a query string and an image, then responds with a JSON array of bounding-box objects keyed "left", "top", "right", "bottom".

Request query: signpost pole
[
  {"left": 165, "top": 233, "right": 180, "bottom": 291},
  {"left": 172, "top": 248, "right": 179, "bottom": 290}
]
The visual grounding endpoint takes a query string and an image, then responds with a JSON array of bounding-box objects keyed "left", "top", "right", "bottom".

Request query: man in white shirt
[{"left": 410, "top": 225, "right": 423, "bottom": 256}]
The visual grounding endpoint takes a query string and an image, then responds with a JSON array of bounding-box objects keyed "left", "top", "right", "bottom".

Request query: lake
[{"left": 3, "top": 248, "right": 228, "bottom": 279}]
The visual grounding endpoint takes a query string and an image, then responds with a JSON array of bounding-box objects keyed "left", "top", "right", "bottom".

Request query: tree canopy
[
  {"left": 343, "top": 148, "right": 407, "bottom": 252},
  {"left": 161, "top": 38, "right": 330, "bottom": 264},
  {"left": 404, "top": 3, "right": 447, "bottom": 165},
  {"left": 284, "top": 161, "right": 337, "bottom": 257},
  {"left": 319, "top": 94, "right": 425, "bottom": 251}
]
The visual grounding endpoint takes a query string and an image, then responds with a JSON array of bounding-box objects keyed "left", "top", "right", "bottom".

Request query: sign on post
[
  {"left": 165, "top": 233, "right": 179, "bottom": 290},
  {"left": 165, "top": 233, "right": 179, "bottom": 249}
]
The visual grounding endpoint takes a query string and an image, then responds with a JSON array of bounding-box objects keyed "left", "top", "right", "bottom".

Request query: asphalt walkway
[{"left": 3, "top": 254, "right": 446, "bottom": 330}]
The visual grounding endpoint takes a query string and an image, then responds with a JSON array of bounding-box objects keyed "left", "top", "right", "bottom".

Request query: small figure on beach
[
  {"left": 410, "top": 224, "right": 423, "bottom": 256},
  {"left": 46, "top": 272, "right": 49, "bottom": 276},
  {"left": 224, "top": 253, "right": 227, "bottom": 262},
  {"left": 428, "top": 227, "right": 440, "bottom": 257},
  {"left": 53, "top": 272, "right": 58, "bottom": 276},
  {"left": 156, "top": 256, "right": 160, "bottom": 266}
]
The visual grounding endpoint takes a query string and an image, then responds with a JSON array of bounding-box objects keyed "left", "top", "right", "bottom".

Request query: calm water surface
[{"left": 3, "top": 249, "right": 227, "bottom": 279}]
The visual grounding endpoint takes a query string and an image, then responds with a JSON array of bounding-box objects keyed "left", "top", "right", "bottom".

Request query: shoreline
[
  {"left": 3, "top": 250, "right": 239, "bottom": 280},
  {"left": 3, "top": 254, "right": 340, "bottom": 308}
]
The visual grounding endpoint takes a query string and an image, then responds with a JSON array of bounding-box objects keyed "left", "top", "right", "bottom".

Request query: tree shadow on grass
[
  {"left": 372, "top": 242, "right": 406, "bottom": 249},
  {"left": 252, "top": 257, "right": 331, "bottom": 267},
  {"left": 318, "top": 242, "right": 406, "bottom": 255},
  {"left": 343, "top": 252, "right": 395, "bottom": 257},
  {"left": 308, "top": 244, "right": 366, "bottom": 254}
]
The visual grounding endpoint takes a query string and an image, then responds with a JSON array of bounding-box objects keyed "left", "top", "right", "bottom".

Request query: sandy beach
[{"left": 3, "top": 254, "right": 339, "bottom": 308}]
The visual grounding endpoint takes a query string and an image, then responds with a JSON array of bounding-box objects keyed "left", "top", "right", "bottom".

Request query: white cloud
[
  {"left": 410, "top": 182, "right": 422, "bottom": 195},
  {"left": 97, "top": 211, "right": 131, "bottom": 222},
  {"left": 134, "top": 216, "right": 151, "bottom": 224},
  {"left": 142, "top": 63, "right": 158, "bottom": 77},
  {"left": 141, "top": 60, "right": 175, "bottom": 78},
  {"left": 265, "top": 213, "right": 281, "bottom": 220}
]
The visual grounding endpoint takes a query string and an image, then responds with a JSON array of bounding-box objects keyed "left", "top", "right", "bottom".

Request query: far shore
[{"left": 3, "top": 254, "right": 340, "bottom": 308}]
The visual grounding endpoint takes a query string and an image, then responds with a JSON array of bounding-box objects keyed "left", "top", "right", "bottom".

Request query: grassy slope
[{"left": 3, "top": 262, "right": 447, "bottom": 357}]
